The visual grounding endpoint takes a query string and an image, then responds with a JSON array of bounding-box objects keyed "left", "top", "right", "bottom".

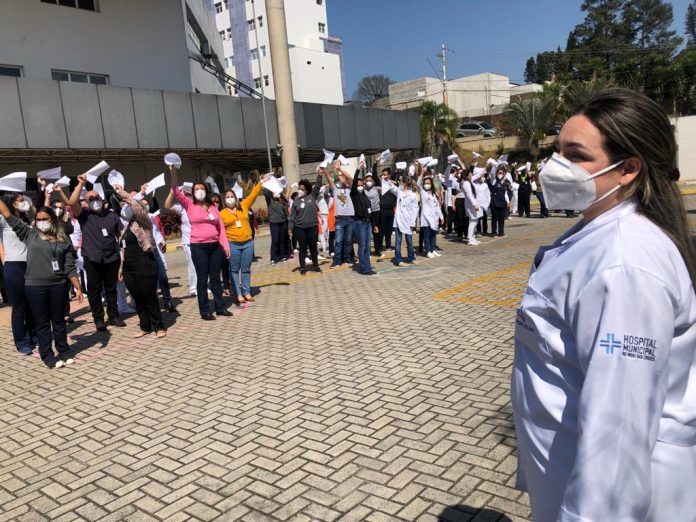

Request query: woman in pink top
[{"left": 169, "top": 165, "right": 231, "bottom": 320}]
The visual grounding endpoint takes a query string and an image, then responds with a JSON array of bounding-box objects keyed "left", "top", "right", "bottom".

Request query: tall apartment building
[
  {"left": 215, "top": 0, "right": 345, "bottom": 105},
  {"left": 0, "top": 0, "right": 227, "bottom": 95}
]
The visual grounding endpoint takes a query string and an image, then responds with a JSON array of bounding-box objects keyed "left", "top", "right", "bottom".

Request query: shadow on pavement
[{"left": 438, "top": 506, "right": 514, "bottom": 522}]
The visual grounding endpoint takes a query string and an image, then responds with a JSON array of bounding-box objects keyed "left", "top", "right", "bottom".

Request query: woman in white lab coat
[
  {"left": 459, "top": 169, "right": 482, "bottom": 246},
  {"left": 512, "top": 88, "right": 696, "bottom": 522}
]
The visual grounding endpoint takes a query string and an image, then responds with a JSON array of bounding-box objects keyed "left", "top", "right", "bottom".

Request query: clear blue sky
[{"left": 328, "top": 0, "right": 694, "bottom": 98}]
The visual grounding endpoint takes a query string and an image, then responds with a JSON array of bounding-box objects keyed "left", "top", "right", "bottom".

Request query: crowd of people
[{"left": 0, "top": 151, "right": 552, "bottom": 369}]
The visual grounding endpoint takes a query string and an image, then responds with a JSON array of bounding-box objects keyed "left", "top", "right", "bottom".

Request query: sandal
[
  {"left": 156, "top": 330, "right": 167, "bottom": 338},
  {"left": 237, "top": 296, "right": 246, "bottom": 304},
  {"left": 134, "top": 330, "right": 150, "bottom": 339},
  {"left": 244, "top": 295, "right": 255, "bottom": 302}
]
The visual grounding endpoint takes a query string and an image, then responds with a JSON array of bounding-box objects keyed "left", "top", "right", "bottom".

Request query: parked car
[
  {"left": 545, "top": 125, "right": 562, "bottom": 136},
  {"left": 456, "top": 121, "right": 497, "bottom": 138}
]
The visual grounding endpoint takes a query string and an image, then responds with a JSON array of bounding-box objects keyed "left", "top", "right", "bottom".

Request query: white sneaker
[
  {"left": 379, "top": 253, "right": 386, "bottom": 258},
  {"left": 427, "top": 252, "right": 435, "bottom": 259},
  {"left": 62, "top": 356, "right": 75, "bottom": 366},
  {"left": 470, "top": 239, "right": 481, "bottom": 246},
  {"left": 317, "top": 254, "right": 325, "bottom": 260},
  {"left": 305, "top": 257, "right": 312, "bottom": 263},
  {"left": 53, "top": 360, "right": 65, "bottom": 369},
  {"left": 433, "top": 251, "right": 442, "bottom": 257},
  {"left": 329, "top": 252, "right": 334, "bottom": 257},
  {"left": 293, "top": 248, "right": 299, "bottom": 253}
]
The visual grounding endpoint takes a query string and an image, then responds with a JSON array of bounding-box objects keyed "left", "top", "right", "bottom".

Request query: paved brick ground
[{"left": 1, "top": 203, "right": 694, "bottom": 522}]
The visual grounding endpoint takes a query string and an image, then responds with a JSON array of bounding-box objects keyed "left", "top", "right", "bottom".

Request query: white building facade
[
  {"left": 215, "top": 0, "right": 345, "bottom": 105},
  {"left": 0, "top": 0, "right": 227, "bottom": 95},
  {"left": 383, "top": 73, "right": 542, "bottom": 118}
]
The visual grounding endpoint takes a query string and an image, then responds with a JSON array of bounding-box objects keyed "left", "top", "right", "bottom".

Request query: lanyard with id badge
[{"left": 49, "top": 241, "right": 61, "bottom": 272}]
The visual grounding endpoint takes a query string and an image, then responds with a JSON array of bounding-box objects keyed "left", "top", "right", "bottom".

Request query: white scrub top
[
  {"left": 512, "top": 198, "right": 696, "bottom": 522},
  {"left": 461, "top": 180, "right": 482, "bottom": 220}
]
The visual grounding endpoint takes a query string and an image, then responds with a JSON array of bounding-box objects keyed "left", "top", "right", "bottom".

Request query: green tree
[
  {"left": 418, "top": 101, "right": 458, "bottom": 157},
  {"left": 686, "top": 1, "right": 696, "bottom": 47},
  {"left": 505, "top": 99, "right": 556, "bottom": 157},
  {"left": 524, "top": 58, "right": 537, "bottom": 83}
]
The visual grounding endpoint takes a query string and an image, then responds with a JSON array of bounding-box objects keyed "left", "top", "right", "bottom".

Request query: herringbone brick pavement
[{"left": 1, "top": 202, "right": 692, "bottom": 522}]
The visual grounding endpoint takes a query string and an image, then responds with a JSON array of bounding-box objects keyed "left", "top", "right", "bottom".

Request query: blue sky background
[{"left": 328, "top": 0, "right": 694, "bottom": 98}]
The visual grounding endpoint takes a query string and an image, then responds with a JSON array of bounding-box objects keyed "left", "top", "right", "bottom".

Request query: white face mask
[
  {"left": 53, "top": 207, "right": 63, "bottom": 217},
  {"left": 194, "top": 189, "right": 206, "bottom": 202},
  {"left": 424, "top": 183, "right": 432, "bottom": 191},
  {"left": 539, "top": 152, "right": 624, "bottom": 212},
  {"left": 225, "top": 197, "right": 236, "bottom": 207},
  {"left": 36, "top": 221, "right": 52, "bottom": 233},
  {"left": 89, "top": 200, "right": 103, "bottom": 213},
  {"left": 297, "top": 190, "right": 306, "bottom": 199},
  {"left": 273, "top": 192, "right": 280, "bottom": 199},
  {"left": 357, "top": 186, "right": 364, "bottom": 193},
  {"left": 16, "top": 201, "right": 30, "bottom": 213},
  {"left": 365, "top": 181, "right": 373, "bottom": 189}
]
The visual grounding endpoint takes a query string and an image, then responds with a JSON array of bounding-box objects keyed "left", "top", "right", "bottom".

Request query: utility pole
[
  {"left": 265, "top": 0, "right": 301, "bottom": 184},
  {"left": 437, "top": 45, "right": 453, "bottom": 107}
]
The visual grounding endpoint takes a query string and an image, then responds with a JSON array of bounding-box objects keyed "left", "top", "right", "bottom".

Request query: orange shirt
[{"left": 220, "top": 182, "right": 263, "bottom": 242}]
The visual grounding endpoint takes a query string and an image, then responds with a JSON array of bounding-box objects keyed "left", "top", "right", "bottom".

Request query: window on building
[
  {"left": 224, "top": 57, "right": 229, "bottom": 68},
  {"left": 318, "top": 22, "right": 326, "bottom": 34},
  {"left": 257, "top": 16, "right": 263, "bottom": 28},
  {"left": 225, "top": 28, "right": 231, "bottom": 40},
  {"left": 41, "top": 0, "right": 97, "bottom": 11},
  {"left": 0, "top": 65, "right": 23, "bottom": 77},
  {"left": 260, "top": 45, "right": 266, "bottom": 57},
  {"left": 51, "top": 69, "right": 109, "bottom": 85},
  {"left": 248, "top": 19, "right": 255, "bottom": 31},
  {"left": 215, "top": 2, "right": 222, "bottom": 13},
  {"left": 254, "top": 77, "right": 261, "bottom": 89},
  {"left": 264, "top": 75, "right": 269, "bottom": 87},
  {"left": 230, "top": 55, "right": 234, "bottom": 66},
  {"left": 250, "top": 48, "right": 258, "bottom": 60},
  {"left": 219, "top": 30, "right": 225, "bottom": 40},
  {"left": 317, "top": 0, "right": 323, "bottom": 4},
  {"left": 227, "top": 85, "right": 233, "bottom": 96}
]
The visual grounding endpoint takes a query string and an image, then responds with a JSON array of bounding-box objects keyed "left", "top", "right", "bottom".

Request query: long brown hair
[{"left": 575, "top": 88, "right": 696, "bottom": 289}]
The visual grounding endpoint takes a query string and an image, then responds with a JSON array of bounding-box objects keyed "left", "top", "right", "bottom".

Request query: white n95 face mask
[{"left": 539, "top": 152, "right": 624, "bottom": 211}]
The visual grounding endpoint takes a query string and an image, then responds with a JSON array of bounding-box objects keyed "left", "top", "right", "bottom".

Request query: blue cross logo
[{"left": 599, "top": 333, "right": 622, "bottom": 355}]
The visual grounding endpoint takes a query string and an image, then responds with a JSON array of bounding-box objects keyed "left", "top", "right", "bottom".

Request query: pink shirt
[{"left": 173, "top": 186, "right": 229, "bottom": 254}]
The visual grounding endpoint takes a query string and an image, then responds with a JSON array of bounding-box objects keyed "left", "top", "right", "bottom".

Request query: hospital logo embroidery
[{"left": 599, "top": 333, "right": 622, "bottom": 355}]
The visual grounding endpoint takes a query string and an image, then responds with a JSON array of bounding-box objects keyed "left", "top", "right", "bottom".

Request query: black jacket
[{"left": 372, "top": 164, "right": 397, "bottom": 210}]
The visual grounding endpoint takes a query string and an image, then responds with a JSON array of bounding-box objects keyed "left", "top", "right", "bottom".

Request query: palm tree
[
  {"left": 506, "top": 99, "right": 556, "bottom": 157},
  {"left": 418, "top": 101, "right": 459, "bottom": 157}
]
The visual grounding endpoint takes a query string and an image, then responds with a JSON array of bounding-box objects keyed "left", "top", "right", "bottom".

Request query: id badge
[
  {"left": 300, "top": 203, "right": 305, "bottom": 209},
  {"left": 101, "top": 228, "right": 108, "bottom": 237},
  {"left": 51, "top": 260, "right": 60, "bottom": 272},
  {"left": 368, "top": 208, "right": 372, "bottom": 214},
  {"left": 208, "top": 212, "right": 215, "bottom": 221},
  {"left": 235, "top": 220, "right": 242, "bottom": 228}
]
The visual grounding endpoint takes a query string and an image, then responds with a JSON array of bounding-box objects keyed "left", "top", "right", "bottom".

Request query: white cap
[
  {"left": 164, "top": 152, "right": 182, "bottom": 168},
  {"left": 447, "top": 154, "right": 459, "bottom": 163}
]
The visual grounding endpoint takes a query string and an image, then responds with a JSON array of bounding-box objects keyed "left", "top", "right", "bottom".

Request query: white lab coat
[
  {"left": 474, "top": 180, "right": 490, "bottom": 212},
  {"left": 389, "top": 184, "right": 419, "bottom": 235},
  {"left": 460, "top": 180, "right": 482, "bottom": 220},
  {"left": 512, "top": 199, "right": 696, "bottom": 522}
]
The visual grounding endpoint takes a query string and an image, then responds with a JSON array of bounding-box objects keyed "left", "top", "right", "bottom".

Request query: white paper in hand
[
  {"left": 204, "top": 176, "right": 220, "bottom": 195},
  {"left": 262, "top": 176, "right": 283, "bottom": 195},
  {"left": 46, "top": 183, "right": 54, "bottom": 194},
  {"left": 381, "top": 182, "right": 393, "bottom": 196},
  {"left": 427, "top": 158, "right": 438, "bottom": 167},
  {"left": 93, "top": 182, "right": 105, "bottom": 199},
  {"left": 37, "top": 166, "right": 61, "bottom": 181},
  {"left": 55, "top": 176, "right": 71, "bottom": 188},
  {"left": 380, "top": 149, "right": 391, "bottom": 164},
  {"left": 337, "top": 154, "right": 349, "bottom": 166},
  {"left": 85, "top": 161, "right": 110, "bottom": 183},
  {"left": 232, "top": 182, "right": 243, "bottom": 199},
  {"left": 417, "top": 157, "right": 433, "bottom": 166},
  {"left": 0, "top": 172, "right": 27, "bottom": 192},
  {"left": 472, "top": 151, "right": 483, "bottom": 160},
  {"left": 146, "top": 173, "right": 166, "bottom": 194},
  {"left": 322, "top": 148, "right": 335, "bottom": 164},
  {"left": 359, "top": 153, "right": 366, "bottom": 165},
  {"left": 408, "top": 165, "right": 416, "bottom": 176},
  {"left": 107, "top": 170, "right": 125, "bottom": 189},
  {"left": 396, "top": 162, "right": 407, "bottom": 170},
  {"left": 164, "top": 152, "right": 182, "bottom": 169}
]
